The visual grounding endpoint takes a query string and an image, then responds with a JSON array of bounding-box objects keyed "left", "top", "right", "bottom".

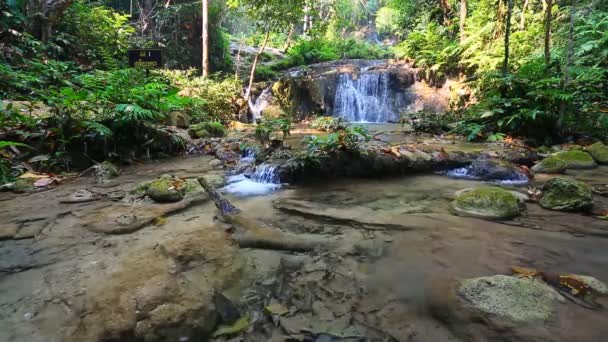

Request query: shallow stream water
[{"left": 1, "top": 154, "right": 607, "bottom": 341}]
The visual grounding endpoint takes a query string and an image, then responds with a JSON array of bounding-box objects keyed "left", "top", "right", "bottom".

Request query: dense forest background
[{"left": 1, "top": 0, "right": 607, "bottom": 180}]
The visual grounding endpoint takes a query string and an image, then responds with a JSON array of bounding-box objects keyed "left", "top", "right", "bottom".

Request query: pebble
[{"left": 23, "top": 312, "right": 34, "bottom": 321}]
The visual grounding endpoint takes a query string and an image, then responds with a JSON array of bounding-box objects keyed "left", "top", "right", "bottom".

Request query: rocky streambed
[{"left": 1, "top": 127, "right": 608, "bottom": 342}]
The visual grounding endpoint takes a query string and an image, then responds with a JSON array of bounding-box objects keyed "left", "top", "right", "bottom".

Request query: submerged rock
[
  {"left": 539, "top": 177, "right": 593, "bottom": 212},
  {"left": 458, "top": 275, "right": 563, "bottom": 322},
  {"left": 531, "top": 155, "right": 568, "bottom": 174},
  {"left": 452, "top": 186, "right": 523, "bottom": 219},
  {"left": 586, "top": 142, "right": 608, "bottom": 164},
  {"left": 552, "top": 150, "right": 597, "bottom": 169}
]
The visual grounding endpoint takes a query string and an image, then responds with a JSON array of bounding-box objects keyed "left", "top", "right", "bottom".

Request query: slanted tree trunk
[
  {"left": 557, "top": 0, "right": 577, "bottom": 133},
  {"left": 235, "top": 37, "right": 243, "bottom": 80},
  {"left": 520, "top": 0, "right": 529, "bottom": 30},
  {"left": 245, "top": 29, "right": 270, "bottom": 101},
  {"left": 502, "top": 0, "right": 513, "bottom": 75},
  {"left": 544, "top": 0, "right": 553, "bottom": 70},
  {"left": 459, "top": 0, "right": 467, "bottom": 43},
  {"left": 201, "top": 0, "right": 209, "bottom": 78},
  {"left": 283, "top": 24, "right": 295, "bottom": 52}
]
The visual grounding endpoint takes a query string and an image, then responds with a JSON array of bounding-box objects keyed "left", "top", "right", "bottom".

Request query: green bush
[
  {"left": 255, "top": 118, "right": 292, "bottom": 146},
  {"left": 310, "top": 116, "right": 349, "bottom": 131}
]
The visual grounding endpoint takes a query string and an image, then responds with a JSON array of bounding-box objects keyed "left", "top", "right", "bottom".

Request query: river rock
[
  {"left": 531, "top": 155, "right": 567, "bottom": 174},
  {"left": 469, "top": 156, "right": 528, "bottom": 181},
  {"left": 169, "top": 111, "right": 191, "bottom": 128},
  {"left": 458, "top": 275, "right": 563, "bottom": 322},
  {"left": 452, "top": 186, "right": 523, "bottom": 219},
  {"left": 553, "top": 150, "right": 597, "bottom": 169},
  {"left": 68, "top": 228, "right": 243, "bottom": 342},
  {"left": 146, "top": 175, "right": 186, "bottom": 203},
  {"left": 586, "top": 142, "right": 608, "bottom": 164},
  {"left": 11, "top": 178, "right": 37, "bottom": 193},
  {"left": 539, "top": 177, "right": 593, "bottom": 212}
]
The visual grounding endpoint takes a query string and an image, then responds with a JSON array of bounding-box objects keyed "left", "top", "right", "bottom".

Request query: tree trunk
[
  {"left": 520, "top": 0, "right": 529, "bottom": 30},
  {"left": 245, "top": 30, "right": 270, "bottom": 101},
  {"left": 544, "top": 0, "right": 552, "bottom": 71},
  {"left": 557, "top": 0, "right": 577, "bottom": 132},
  {"left": 27, "top": 0, "right": 74, "bottom": 41},
  {"left": 201, "top": 0, "right": 209, "bottom": 78},
  {"left": 283, "top": 24, "right": 295, "bottom": 52},
  {"left": 235, "top": 38, "right": 243, "bottom": 80},
  {"left": 502, "top": 0, "right": 513, "bottom": 76},
  {"left": 459, "top": 0, "right": 467, "bottom": 43}
]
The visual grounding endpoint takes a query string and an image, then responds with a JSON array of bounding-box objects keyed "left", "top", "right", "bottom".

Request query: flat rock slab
[
  {"left": 81, "top": 195, "right": 208, "bottom": 234},
  {"left": 274, "top": 199, "right": 432, "bottom": 230}
]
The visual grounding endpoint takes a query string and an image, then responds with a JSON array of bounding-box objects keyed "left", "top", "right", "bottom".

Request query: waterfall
[
  {"left": 224, "top": 163, "right": 282, "bottom": 196},
  {"left": 248, "top": 86, "right": 272, "bottom": 120},
  {"left": 332, "top": 72, "right": 396, "bottom": 123}
]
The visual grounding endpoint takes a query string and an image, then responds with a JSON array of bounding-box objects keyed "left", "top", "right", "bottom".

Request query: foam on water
[
  {"left": 223, "top": 164, "right": 282, "bottom": 197},
  {"left": 446, "top": 166, "right": 529, "bottom": 186}
]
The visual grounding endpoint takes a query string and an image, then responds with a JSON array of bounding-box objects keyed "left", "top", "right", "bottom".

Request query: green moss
[
  {"left": 99, "top": 161, "right": 120, "bottom": 178},
  {"left": 553, "top": 150, "right": 597, "bottom": 169},
  {"left": 188, "top": 121, "right": 227, "bottom": 139},
  {"left": 587, "top": 142, "right": 608, "bottom": 164},
  {"left": 452, "top": 186, "right": 521, "bottom": 219},
  {"left": 531, "top": 156, "right": 567, "bottom": 174},
  {"left": 12, "top": 178, "right": 36, "bottom": 193},
  {"left": 146, "top": 174, "right": 185, "bottom": 203},
  {"left": 539, "top": 177, "right": 593, "bottom": 212}
]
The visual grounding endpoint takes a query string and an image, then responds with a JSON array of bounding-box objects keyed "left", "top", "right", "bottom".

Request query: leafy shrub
[
  {"left": 310, "top": 116, "right": 349, "bottom": 131},
  {"left": 255, "top": 118, "right": 292, "bottom": 146},
  {"left": 254, "top": 65, "right": 278, "bottom": 81},
  {"left": 302, "top": 124, "right": 370, "bottom": 156}
]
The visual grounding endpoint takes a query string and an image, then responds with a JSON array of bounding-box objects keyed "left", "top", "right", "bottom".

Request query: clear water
[{"left": 446, "top": 166, "right": 529, "bottom": 186}]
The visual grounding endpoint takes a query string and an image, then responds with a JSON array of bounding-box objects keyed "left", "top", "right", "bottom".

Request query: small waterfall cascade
[
  {"left": 240, "top": 147, "right": 257, "bottom": 163},
  {"left": 332, "top": 72, "right": 395, "bottom": 122},
  {"left": 248, "top": 86, "right": 273, "bottom": 120},
  {"left": 250, "top": 164, "right": 280, "bottom": 184},
  {"left": 224, "top": 163, "right": 282, "bottom": 196}
]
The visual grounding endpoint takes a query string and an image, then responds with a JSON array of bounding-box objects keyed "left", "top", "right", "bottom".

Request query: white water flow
[
  {"left": 248, "top": 86, "right": 273, "bottom": 120},
  {"left": 333, "top": 72, "right": 395, "bottom": 123},
  {"left": 224, "top": 164, "right": 282, "bottom": 197}
]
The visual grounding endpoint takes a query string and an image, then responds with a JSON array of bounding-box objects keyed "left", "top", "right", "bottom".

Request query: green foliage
[
  {"left": 376, "top": 7, "right": 402, "bottom": 36},
  {"left": 302, "top": 123, "right": 370, "bottom": 156},
  {"left": 274, "top": 38, "right": 393, "bottom": 70},
  {"left": 255, "top": 117, "right": 292, "bottom": 145},
  {"left": 57, "top": 1, "right": 134, "bottom": 68},
  {"left": 310, "top": 116, "right": 349, "bottom": 131},
  {"left": 254, "top": 65, "right": 278, "bottom": 81}
]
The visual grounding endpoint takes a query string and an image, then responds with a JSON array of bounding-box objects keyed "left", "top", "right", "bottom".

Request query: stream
[{"left": 1, "top": 146, "right": 608, "bottom": 341}]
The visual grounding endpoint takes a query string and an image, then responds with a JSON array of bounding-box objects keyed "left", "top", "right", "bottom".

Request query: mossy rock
[
  {"left": 586, "top": 142, "right": 608, "bottom": 164},
  {"left": 12, "top": 178, "right": 37, "bottom": 193},
  {"left": 553, "top": 150, "right": 597, "bottom": 169},
  {"left": 452, "top": 186, "right": 523, "bottom": 219},
  {"left": 146, "top": 175, "right": 186, "bottom": 203},
  {"left": 99, "top": 161, "right": 120, "bottom": 178},
  {"left": 531, "top": 155, "right": 567, "bottom": 174},
  {"left": 539, "top": 177, "right": 593, "bottom": 212},
  {"left": 188, "top": 122, "right": 227, "bottom": 139}
]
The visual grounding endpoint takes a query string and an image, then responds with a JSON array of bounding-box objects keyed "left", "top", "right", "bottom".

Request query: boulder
[
  {"left": 539, "top": 177, "right": 593, "bottom": 212},
  {"left": 452, "top": 186, "right": 523, "bottom": 219},
  {"left": 169, "top": 111, "right": 191, "bottom": 128},
  {"left": 188, "top": 122, "right": 227, "bottom": 139},
  {"left": 586, "top": 142, "right": 608, "bottom": 164},
  {"left": 458, "top": 275, "right": 563, "bottom": 322},
  {"left": 531, "top": 155, "right": 567, "bottom": 174},
  {"left": 553, "top": 150, "right": 597, "bottom": 169}
]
